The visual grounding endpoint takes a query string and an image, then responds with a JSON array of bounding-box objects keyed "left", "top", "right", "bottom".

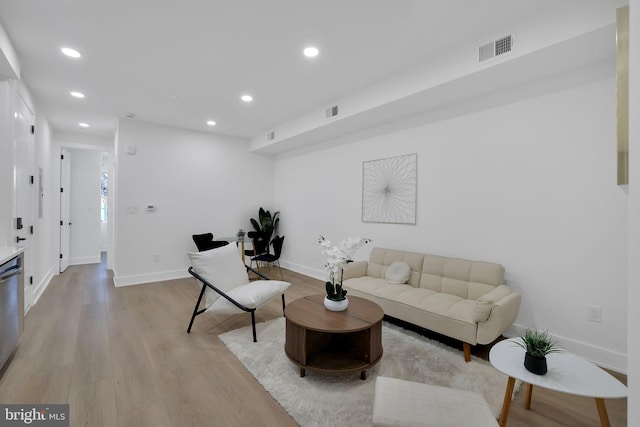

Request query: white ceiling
[{"left": 0, "top": 0, "right": 619, "bottom": 141}]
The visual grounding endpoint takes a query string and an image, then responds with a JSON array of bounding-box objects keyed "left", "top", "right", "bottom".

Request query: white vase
[{"left": 324, "top": 296, "right": 349, "bottom": 312}]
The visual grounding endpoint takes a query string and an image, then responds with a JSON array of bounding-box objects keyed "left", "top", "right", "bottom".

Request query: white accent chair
[
  {"left": 187, "top": 243, "right": 290, "bottom": 341},
  {"left": 373, "top": 376, "right": 498, "bottom": 427}
]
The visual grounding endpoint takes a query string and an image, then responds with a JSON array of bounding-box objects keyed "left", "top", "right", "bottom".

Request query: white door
[
  {"left": 59, "top": 148, "right": 71, "bottom": 272},
  {"left": 13, "top": 91, "right": 34, "bottom": 310}
]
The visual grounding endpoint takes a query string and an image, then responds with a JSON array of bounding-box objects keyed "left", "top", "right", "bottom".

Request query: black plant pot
[{"left": 524, "top": 352, "right": 547, "bottom": 375}]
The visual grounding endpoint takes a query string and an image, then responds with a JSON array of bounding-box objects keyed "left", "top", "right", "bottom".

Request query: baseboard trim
[
  {"left": 30, "top": 266, "right": 55, "bottom": 309},
  {"left": 279, "top": 259, "right": 323, "bottom": 282},
  {"left": 69, "top": 256, "right": 101, "bottom": 266},
  {"left": 113, "top": 269, "right": 190, "bottom": 287},
  {"left": 505, "top": 324, "right": 627, "bottom": 374}
]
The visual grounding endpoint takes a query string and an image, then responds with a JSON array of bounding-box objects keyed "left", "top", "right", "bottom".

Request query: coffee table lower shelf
[{"left": 286, "top": 347, "right": 383, "bottom": 380}]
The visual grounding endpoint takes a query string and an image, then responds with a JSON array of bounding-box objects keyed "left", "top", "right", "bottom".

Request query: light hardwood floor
[{"left": 0, "top": 257, "right": 627, "bottom": 426}]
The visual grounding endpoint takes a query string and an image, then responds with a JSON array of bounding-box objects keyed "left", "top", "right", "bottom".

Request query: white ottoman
[{"left": 373, "top": 376, "right": 499, "bottom": 427}]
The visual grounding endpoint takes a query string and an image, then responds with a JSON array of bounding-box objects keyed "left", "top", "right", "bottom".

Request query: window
[{"left": 100, "top": 172, "right": 108, "bottom": 222}]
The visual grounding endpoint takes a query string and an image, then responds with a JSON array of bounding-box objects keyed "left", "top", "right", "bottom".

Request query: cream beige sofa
[{"left": 342, "top": 247, "right": 521, "bottom": 362}]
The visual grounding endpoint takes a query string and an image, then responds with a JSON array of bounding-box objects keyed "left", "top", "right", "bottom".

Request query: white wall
[
  {"left": 68, "top": 149, "right": 101, "bottom": 265},
  {"left": 113, "top": 119, "right": 275, "bottom": 286},
  {"left": 626, "top": 0, "right": 638, "bottom": 424},
  {"left": 275, "top": 67, "right": 628, "bottom": 372}
]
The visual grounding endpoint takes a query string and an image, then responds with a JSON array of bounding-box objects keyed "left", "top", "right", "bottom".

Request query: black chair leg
[
  {"left": 251, "top": 311, "right": 257, "bottom": 342},
  {"left": 281, "top": 294, "right": 286, "bottom": 316},
  {"left": 187, "top": 283, "right": 207, "bottom": 333}
]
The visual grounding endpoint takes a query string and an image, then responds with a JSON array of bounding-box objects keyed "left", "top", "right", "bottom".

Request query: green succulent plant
[{"left": 516, "top": 328, "right": 562, "bottom": 358}]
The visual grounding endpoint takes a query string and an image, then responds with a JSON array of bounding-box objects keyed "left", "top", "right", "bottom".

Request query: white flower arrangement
[{"left": 318, "top": 235, "right": 372, "bottom": 301}]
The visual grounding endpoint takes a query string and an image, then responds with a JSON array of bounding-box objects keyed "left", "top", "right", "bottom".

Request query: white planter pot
[{"left": 324, "top": 296, "right": 349, "bottom": 312}]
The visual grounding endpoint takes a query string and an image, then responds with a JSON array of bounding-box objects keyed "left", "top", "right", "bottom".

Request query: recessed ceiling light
[
  {"left": 78, "top": 122, "right": 90, "bottom": 128},
  {"left": 206, "top": 120, "right": 216, "bottom": 126},
  {"left": 70, "top": 91, "right": 85, "bottom": 98},
  {"left": 303, "top": 46, "right": 319, "bottom": 58},
  {"left": 61, "top": 47, "right": 81, "bottom": 58},
  {"left": 241, "top": 94, "right": 253, "bottom": 103}
]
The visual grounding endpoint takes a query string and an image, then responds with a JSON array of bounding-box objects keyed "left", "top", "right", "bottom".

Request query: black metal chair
[
  {"left": 244, "top": 230, "right": 269, "bottom": 259},
  {"left": 187, "top": 244, "right": 290, "bottom": 342},
  {"left": 251, "top": 235, "right": 285, "bottom": 280},
  {"left": 192, "top": 233, "right": 228, "bottom": 252}
]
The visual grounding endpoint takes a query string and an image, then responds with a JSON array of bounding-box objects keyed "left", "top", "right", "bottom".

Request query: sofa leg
[{"left": 463, "top": 342, "right": 471, "bottom": 362}]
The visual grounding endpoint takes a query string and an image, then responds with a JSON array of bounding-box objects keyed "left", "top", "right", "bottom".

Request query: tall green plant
[{"left": 250, "top": 207, "right": 280, "bottom": 251}]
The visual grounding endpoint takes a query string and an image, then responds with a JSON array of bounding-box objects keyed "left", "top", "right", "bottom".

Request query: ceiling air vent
[
  {"left": 325, "top": 105, "right": 339, "bottom": 119},
  {"left": 479, "top": 34, "right": 513, "bottom": 63},
  {"left": 267, "top": 131, "right": 275, "bottom": 141}
]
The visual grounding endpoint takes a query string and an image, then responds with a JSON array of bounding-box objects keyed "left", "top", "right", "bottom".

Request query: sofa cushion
[
  {"left": 385, "top": 261, "right": 411, "bottom": 284},
  {"left": 367, "top": 248, "right": 424, "bottom": 286},
  {"left": 420, "top": 255, "right": 505, "bottom": 298},
  {"left": 390, "top": 287, "right": 437, "bottom": 307},
  {"left": 343, "top": 277, "right": 389, "bottom": 294},
  {"left": 374, "top": 283, "right": 417, "bottom": 300},
  {"left": 413, "top": 293, "right": 474, "bottom": 323}
]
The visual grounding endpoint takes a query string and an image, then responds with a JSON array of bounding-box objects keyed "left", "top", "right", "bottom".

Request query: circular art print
[{"left": 362, "top": 153, "right": 417, "bottom": 224}]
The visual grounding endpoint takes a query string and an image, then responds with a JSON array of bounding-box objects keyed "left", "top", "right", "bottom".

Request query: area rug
[{"left": 219, "top": 317, "right": 519, "bottom": 427}]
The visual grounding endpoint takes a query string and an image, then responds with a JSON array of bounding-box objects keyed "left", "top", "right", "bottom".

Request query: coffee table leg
[
  {"left": 499, "top": 376, "right": 516, "bottom": 427},
  {"left": 300, "top": 368, "right": 305, "bottom": 377},
  {"left": 594, "top": 398, "right": 611, "bottom": 427},
  {"left": 361, "top": 370, "right": 366, "bottom": 380},
  {"left": 525, "top": 384, "right": 533, "bottom": 410}
]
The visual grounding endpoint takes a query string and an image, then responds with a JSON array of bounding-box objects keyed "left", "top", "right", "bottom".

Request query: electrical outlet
[
  {"left": 586, "top": 305, "right": 602, "bottom": 323},
  {"left": 153, "top": 254, "right": 160, "bottom": 263}
]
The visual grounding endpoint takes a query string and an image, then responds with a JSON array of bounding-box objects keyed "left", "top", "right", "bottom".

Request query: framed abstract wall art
[{"left": 362, "top": 153, "right": 417, "bottom": 224}]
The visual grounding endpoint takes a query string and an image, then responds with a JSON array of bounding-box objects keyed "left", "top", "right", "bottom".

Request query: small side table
[{"left": 489, "top": 338, "right": 627, "bottom": 427}]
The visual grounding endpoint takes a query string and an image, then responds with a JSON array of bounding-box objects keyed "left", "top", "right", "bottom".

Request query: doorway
[{"left": 58, "top": 148, "right": 111, "bottom": 272}]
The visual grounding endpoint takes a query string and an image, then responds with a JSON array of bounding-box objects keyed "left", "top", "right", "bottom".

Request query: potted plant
[
  {"left": 318, "top": 236, "right": 371, "bottom": 311},
  {"left": 516, "top": 328, "right": 561, "bottom": 375},
  {"left": 250, "top": 207, "right": 280, "bottom": 252}
]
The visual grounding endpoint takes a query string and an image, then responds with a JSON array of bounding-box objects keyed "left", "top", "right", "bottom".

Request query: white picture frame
[{"left": 362, "top": 153, "right": 417, "bottom": 224}]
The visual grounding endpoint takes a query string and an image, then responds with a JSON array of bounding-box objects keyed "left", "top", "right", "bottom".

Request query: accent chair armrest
[
  {"left": 246, "top": 264, "right": 269, "bottom": 280},
  {"left": 342, "top": 260, "right": 368, "bottom": 280}
]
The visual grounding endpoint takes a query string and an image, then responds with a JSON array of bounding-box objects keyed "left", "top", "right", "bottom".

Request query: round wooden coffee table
[{"left": 284, "top": 294, "right": 384, "bottom": 380}]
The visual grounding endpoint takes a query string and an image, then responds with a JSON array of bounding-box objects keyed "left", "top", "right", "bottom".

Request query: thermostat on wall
[{"left": 146, "top": 204, "right": 157, "bottom": 211}]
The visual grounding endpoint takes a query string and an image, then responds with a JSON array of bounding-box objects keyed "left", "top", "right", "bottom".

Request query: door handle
[
  {"left": 0, "top": 264, "right": 23, "bottom": 282},
  {"left": 16, "top": 236, "right": 26, "bottom": 243}
]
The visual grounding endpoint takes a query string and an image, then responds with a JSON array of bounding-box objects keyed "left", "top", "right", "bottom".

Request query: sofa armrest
[
  {"left": 472, "top": 285, "right": 512, "bottom": 322},
  {"left": 476, "top": 292, "right": 521, "bottom": 345},
  {"left": 342, "top": 260, "right": 368, "bottom": 280}
]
